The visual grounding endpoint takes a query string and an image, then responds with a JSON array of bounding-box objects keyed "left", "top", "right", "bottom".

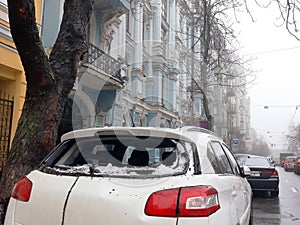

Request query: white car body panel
[
  {"left": 5, "top": 171, "right": 78, "bottom": 225},
  {"left": 6, "top": 171, "right": 251, "bottom": 225},
  {"left": 5, "top": 127, "right": 252, "bottom": 225},
  {"left": 4, "top": 199, "right": 16, "bottom": 225}
]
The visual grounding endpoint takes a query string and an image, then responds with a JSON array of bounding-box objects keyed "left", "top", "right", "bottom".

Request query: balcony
[
  {"left": 94, "top": 0, "right": 130, "bottom": 13},
  {"left": 80, "top": 43, "right": 126, "bottom": 86}
]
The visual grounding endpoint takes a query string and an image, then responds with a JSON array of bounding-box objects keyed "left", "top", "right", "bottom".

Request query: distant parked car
[
  {"left": 294, "top": 155, "right": 300, "bottom": 174},
  {"left": 284, "top": 156, "right": 297, "bottom": 171},
  {"left": 237, "top": 155, "right": 279, "bottom": 197},
  {"left": 5, "top": 126, "right": 253, "bottom": 225},
  {"left": 280, "top": 153, "right": 294, "bottom": 167}
]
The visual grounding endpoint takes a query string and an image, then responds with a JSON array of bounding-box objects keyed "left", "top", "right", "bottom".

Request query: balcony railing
[{"left": 82, "top": 43, "right": 121, "bottom": 80}]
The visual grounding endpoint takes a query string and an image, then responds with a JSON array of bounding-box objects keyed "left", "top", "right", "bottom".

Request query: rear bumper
[
  {"left": 284, "top": 166, "right": 295, "bottom": 171},
  {"left": 246, "top": 177, "right": 279, "bottom": 191}
]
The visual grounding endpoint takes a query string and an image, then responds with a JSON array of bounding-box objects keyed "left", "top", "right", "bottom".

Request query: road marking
[{"left": 291, "top": 187, "right": 298, "bottom": 193}]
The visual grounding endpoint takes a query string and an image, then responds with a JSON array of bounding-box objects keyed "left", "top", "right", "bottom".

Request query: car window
[
  {"left": 210, "top": 141, "right": 234, "bottom": 174},
  {"left": 221, "top": 144, "right": 241, "bottom": 176},
  {"left": 244, "top": 157, "right": 271, "bottom": 167},
  {"left": 206, "top": 143, "right": 223, "bottom": 174},
  {"left": 234, "top": 154, "right": 249, "bottom": 166},
  {"left": 42, "top": 135, "right": 191, "bottom": 178},
  {"left": 184, "top": 142, "right": 201, "bottom": 175}
]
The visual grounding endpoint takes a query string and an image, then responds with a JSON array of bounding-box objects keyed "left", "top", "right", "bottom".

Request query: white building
[
  {"left": 42, "top": 0, "right": 200, "bottom": 132},
  {"left": 41, "top": 0, "right": 251, "bottom": 147}
]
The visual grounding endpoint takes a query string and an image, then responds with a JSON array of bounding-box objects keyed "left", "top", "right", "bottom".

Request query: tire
[
  {"left": 271, "top": 189, "right": 279, "bottom": 197},
  {"left": 248, "top": 201, "right": 254, "bottom": 225},
  {"left": 248, "top": 212, "right": 253, "bottom": 225},
  {"left": 249, "top": 196, "right": 253, "bottom": 225}
]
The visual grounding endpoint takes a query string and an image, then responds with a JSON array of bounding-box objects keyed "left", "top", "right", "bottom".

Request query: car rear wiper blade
[
  {"left": 52, "top": 164, "right": 103, "bottom": 177},
  {"left": 54, "top": 165, "right": 73, "bottom": 170}
]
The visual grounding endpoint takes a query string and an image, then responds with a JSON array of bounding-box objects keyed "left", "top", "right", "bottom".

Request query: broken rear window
[{"left": 41, "top": 135, "right": 191, "bottom": 178}]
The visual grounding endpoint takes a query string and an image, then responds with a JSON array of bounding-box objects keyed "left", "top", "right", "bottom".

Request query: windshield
[{"left": 42, "top": 135, "right": 191, "bottom": 178}]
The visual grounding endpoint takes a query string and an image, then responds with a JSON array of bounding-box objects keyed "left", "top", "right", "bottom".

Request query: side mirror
[{"left": 241, "top": 165, "right": 251, "bottom": 177}]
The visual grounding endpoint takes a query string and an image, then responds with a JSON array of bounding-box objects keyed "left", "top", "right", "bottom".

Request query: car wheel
[{"left": 271, "top": 189, "right": 279, "bottom": 197}]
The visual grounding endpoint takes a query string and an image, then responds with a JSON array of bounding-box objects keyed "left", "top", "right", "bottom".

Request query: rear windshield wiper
[{"left": 52, "top": 164, "right": 103, "bottom": 177}]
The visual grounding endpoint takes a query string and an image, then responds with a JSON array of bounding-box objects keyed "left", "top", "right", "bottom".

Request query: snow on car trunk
[{"left": 63, "top": 176, "right": 180, "bottom": 225}]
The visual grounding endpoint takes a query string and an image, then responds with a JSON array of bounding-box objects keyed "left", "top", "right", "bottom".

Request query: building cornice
[
  {"left": 0, "top": 23, "right": 12, "bottom": 41},
  {"left": 0, "top": 41, "right": 17, "bottom": 53}
]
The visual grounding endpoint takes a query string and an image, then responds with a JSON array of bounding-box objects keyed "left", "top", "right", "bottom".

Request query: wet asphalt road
[{"left": 253, "top": 166, "right": 300, "bottom": 225}]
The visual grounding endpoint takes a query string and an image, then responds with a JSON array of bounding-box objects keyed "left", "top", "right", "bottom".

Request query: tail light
[
  {"left": 271, "top": 170, "right": 279, "bottom": 177},
  {"left": 297, "top": 159, "right": 300, "bottom": 163},
  {"left": 145, "top": 186, "right": 220, "bottom": 217},
  {"left": 12, "top": 176, "right": 32, "bottom": 202}
]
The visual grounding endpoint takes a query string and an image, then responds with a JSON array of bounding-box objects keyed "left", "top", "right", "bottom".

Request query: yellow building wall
[{"left": 0, "top": 0, "right": 43, "bottom": 147}]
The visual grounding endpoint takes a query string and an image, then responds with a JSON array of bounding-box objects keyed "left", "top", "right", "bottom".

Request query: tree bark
[{"left": 0, "top": 0, "right": 92, "bottom": 224}]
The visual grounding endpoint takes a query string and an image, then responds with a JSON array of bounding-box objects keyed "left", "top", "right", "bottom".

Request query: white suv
[{"left": 5, "top": 126, "right": 252, "bottom": 225}]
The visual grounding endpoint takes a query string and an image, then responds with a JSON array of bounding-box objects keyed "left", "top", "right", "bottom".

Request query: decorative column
[
  {"left": 168, "top": 0, "right": 176, "bottom": 65},
  {"left": 145, "top": 12, "right": 155, "bottom": 101},
  {"left": 130, "top": 1, "right": 144, "bottom": 98},
  {"left": 118, "top": 14, "right": 126, "bottom": 61},
  {"left": 153, "top": 1, "right": 162, "bottom": 41},
  {"left": 132, "top": 1, "right": 143, "bottom": 70}
]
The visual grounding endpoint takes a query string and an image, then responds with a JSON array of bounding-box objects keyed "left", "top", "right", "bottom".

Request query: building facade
[
  {"left": 42, "top": 0, "right": 201, "bottom": 132},
  {"left": 42, "top": 0, "right": 252, "bottom": 146},
  {"left": 206, "top": 54, "right": 252, "bottom": 152},
  {"left": 1, "top": 0, "right": 252, "bottom": 174}
]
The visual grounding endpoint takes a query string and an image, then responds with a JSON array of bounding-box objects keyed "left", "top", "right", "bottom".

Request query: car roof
[
  {"left": 60, "top": 126, "right": 220, "bottom": 146},
  {"left": 286, "top": 155, "right": 297, "bottom": 158},
  {"left": 179, "top": 126, "right": 222, "bottom": 138},
  {"left": 234, "top": 153, "right": 252, "bottom": 156},
  {"left": 61, "top": 126, "right": 195, "bottom": 143},
  {"left": 234, "top": 154, "right": 267, "bottom": 158}
]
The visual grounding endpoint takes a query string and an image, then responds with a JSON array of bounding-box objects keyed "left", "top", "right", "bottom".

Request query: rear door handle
[{"left": 232, "top": 191, "right": 238, "bottom": 197}]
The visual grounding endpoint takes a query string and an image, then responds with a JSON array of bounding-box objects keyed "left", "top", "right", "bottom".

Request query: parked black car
[
  {"left": 294, "top": 155, "right": 300, "bottom": 174},
  {"left": 235, "top": 155, "right": 279, "bottom": 197}
]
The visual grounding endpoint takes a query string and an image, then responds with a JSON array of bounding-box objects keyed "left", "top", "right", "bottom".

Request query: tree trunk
[
  {"left": 0, "top": 0, "right": 92, "bottom": 224},
  {"left": 199, "top": 0, "right": 213, "bottom": 128}
]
